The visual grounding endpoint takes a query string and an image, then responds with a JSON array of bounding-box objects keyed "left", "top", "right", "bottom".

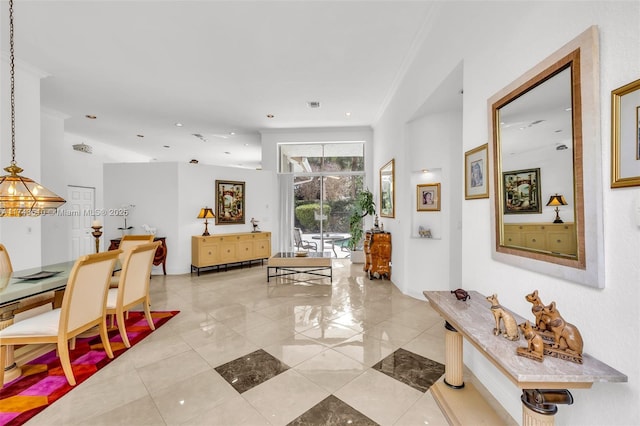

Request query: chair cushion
[
  {"left": 106, "top": 288, "right": 118, "bottom": 310},
  {"left": 0, "top": 309, "right": 61, "bottom": 337}
]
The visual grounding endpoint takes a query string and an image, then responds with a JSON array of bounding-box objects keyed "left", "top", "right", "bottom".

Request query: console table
[
  {"left": 423, "top": 290, "right": 627, "bottom": 425},
  {"left": 109, "top": 236, "right": 167, "bottom": 275}
]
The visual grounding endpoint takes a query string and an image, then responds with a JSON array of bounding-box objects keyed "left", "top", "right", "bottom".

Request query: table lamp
[
  {"left": 197, "top": 207, "right": 215, "bottom": 236},
  {"left": 546, "top": 194, "right": 568, "bottom": 223}
]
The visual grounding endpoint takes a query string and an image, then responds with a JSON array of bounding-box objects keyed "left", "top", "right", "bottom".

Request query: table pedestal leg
[
  {"left": 444, "top": 321, "right": 465, "bottom": 389},
  {"left": 1, "top": 304, "right": 21, "bottom": 383},
  {"left": 521, "top": 389, "right": 573, "bottom": 426}
]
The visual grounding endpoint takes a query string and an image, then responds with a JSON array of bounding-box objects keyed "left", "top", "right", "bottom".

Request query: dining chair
[
  {"left": 293, "top": 228, "right": 317, "bottom": 251},
  {"left": 106, "top": 241, "right": 160, "bottom": 348},
  {"left": 110, "top": 234, "right": 155, "bottom": 287},
  {"left": 0, "top": 243, "right": 13, "bottom": 274},
  {"left": 0, "top": 250, "right": 121, "bottom": 387}
]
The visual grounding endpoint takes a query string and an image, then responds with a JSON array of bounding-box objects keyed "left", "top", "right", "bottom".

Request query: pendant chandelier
[{"left": 0, "top": 0, "right": 65, "bottom": 217}]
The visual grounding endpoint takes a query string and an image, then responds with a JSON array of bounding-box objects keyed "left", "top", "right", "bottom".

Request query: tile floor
[{"left": 27, "top": 259, "right": 450, "bottom": 426}]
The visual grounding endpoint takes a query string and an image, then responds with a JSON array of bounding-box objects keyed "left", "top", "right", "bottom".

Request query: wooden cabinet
[
  {"left": 363, "top": 231, "right": 391, "bottom": 279},
  {"left": 502, "top": 223, "right": 576, "bottom": 255},
  {"left": 191, "top": 232, "right": 271, "bottom": 275}
]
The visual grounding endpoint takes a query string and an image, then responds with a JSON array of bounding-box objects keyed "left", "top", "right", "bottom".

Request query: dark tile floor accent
[
  {"left": 372, "top": 348, "right": 445, "bottom": 393},
  {"left": 287, "top": 395, "right": 379, "bottom": 426},
  {"left": 214, "top": 349, "right": 290, "bottom": 393}
]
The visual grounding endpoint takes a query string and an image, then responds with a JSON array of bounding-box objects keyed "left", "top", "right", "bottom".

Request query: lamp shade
[
  {"left": 197, "top": 207, "right": 215, "bottom": 219},
  {"left": 0, "top": 165, "right": 66, "bottom": 217},
  {"left": 546, "top": 194, "right": 568, "bottom": 207}
]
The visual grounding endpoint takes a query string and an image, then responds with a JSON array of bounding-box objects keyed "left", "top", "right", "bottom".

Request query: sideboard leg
[{"left": 443, "top": 321, "right": 465, "bottom": 389}]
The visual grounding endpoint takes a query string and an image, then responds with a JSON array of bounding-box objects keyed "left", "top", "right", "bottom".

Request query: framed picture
[
  {"left": 502, "top": 168, "right": 541, "bottom": 214},
  {"left": 215, "top": 180, "right": 245, "bottom": 224},
  {"left": 380, "top": 159, "right": 395, "bottom": 218},
  {"left": 417, "top": 183, "right": 441, "bottom": 211},
  {"left": 611, "top": 78, "right": 640, "bottom": 188},
  {"left": 465, "top": 143, "right": 489, "bottom": 199}
]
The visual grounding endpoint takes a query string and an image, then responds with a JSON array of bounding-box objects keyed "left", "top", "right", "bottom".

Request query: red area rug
[{"left": 0, "top": 310, "right": 179, "bottom": 426}]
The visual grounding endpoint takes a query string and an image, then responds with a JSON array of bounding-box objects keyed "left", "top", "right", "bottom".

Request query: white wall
[
  {"left": 0, "top": 59, "right": 46, "bottom": 270},
  {"left": 374, "top": 2, "right": 639, "bottom": 424},
  {"left": 104, "top": 162, "right": 276, "bottom": 275}
]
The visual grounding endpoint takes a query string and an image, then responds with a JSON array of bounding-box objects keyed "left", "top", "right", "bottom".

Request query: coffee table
[{"left": 267, "top": 252, "right": 332, "bottom": 283}]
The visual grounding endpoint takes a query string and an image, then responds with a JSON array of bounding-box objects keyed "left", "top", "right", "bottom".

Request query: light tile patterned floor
[{"left": 26, "top": 259, "right": 449, "bottom": 426}]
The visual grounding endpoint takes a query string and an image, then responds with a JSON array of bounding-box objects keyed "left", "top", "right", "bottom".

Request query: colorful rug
[{"left": 0, "top": 310, "right": 179, "bottom": 426}]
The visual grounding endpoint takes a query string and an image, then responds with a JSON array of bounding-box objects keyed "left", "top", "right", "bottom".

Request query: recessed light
[
  {"left": 85, "top": 114, "right": 97, "bottom": 119},
  {"left": 244, "top": 143, "right": 249, "bottom": 147},
  {"left": 175, "top": 122, "right": 183, "bottom": 127},
  {"left": 266, "top": 114, "right": 274, "bottom": 118},
  {"left": 229, "top": 132, "right": 236, "bottom": 136},
  {"left": 422, "top": 169, "right": 429, "bottom": 173},
  {"left": 345, "top": 112, "right": 351, "bottom": 117},
  {"left": 224, "top": 151, "right": 231, "bottom": 155}
]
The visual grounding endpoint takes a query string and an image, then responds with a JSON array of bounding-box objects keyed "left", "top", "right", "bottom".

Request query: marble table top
[{"left": 423, "top": 290, "right": 627, "bottom": 389}]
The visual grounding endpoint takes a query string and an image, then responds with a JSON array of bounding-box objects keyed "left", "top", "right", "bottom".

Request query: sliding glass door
[{"left": 280, "top": 142, "right": 365, "bottom": 257}]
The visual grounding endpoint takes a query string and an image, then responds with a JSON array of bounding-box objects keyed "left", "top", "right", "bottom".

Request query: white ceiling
[{"left": 1, "top": 1, "right": 434, "bottom": 169}]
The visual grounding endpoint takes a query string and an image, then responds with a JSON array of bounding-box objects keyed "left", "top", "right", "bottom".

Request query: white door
[{"left": 68, "top": 186, "right": 95, "bottom": 258}]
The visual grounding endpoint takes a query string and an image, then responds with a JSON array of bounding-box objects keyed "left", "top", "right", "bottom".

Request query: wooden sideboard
[
  {"left": 109, "top": 236, "right": 167, "bottom": 275},
  {"left": 363, "top": 231, "right": 391, "bottom": 279},
  {"left": 503, "top": 223, "right": 576, "bottom": 255},
  {"left": 191, "top": 231, "right": 271, "bottom": 276}
]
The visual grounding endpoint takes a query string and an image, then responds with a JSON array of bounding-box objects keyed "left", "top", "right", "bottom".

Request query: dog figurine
[
  {"left": 525, "top": 290, "right": 548, "bottom": 332},
  {"left": 541, "top": 302, "right": 583, "bottom": 355},
  {"left": 517, "top": 320, "right": 544, "bottom": 361},
  {"left": 486, "top": 294, "right": 519, "bottom": 341}
]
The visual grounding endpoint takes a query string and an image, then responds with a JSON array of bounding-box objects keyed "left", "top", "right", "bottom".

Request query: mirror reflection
[{"left": 495, "top": 65, "right": 579, "bottom": 259}]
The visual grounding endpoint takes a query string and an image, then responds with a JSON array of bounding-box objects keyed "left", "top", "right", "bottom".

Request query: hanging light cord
[{"left": 8, "top": 0, "right": 17, "bottom": 167}]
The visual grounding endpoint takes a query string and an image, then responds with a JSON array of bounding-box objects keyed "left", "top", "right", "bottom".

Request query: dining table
[{"left": 0, "top": 261, "right": 75, "bottom": 382}]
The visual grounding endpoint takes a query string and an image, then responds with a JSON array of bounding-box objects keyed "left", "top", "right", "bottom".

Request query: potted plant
[{"left": 348, "top": 188, "right": 376, "bottom": 263}]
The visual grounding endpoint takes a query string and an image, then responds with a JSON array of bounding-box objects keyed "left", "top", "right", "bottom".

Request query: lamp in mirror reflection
[
  {"left": 546, "top": 194, "right": 568, "bottom": 223},
  {"left": 197, "top": 207, "right": 215, "bottom": 236},
  {"left": 0, "top": 0, "right": 65, "bottom": 217}
]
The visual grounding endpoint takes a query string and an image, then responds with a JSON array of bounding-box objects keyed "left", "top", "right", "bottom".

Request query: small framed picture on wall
[
  {"left": 417, "top": 183, "right": 441, "bottom": 211},
  {"left": 465, "top": 143, "right": 489, "bottom": 199}
]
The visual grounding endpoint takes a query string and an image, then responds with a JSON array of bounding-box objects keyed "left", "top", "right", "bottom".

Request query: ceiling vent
[
  {"left": 307, "top": 101, "right": 321, "bottom": 109},
  {"left": 192, "top": 133, "right": 208, "bottom": 142}
]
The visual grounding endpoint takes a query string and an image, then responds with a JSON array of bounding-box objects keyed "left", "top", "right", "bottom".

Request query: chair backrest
[
  {"left": 118, "top": 234, "right": 155, "bottom": 263},
  {"left": 0, "top": 244, "right": 13, "bottom": 274},
  {"left": 293, "top": 228, "right": 303, "bottom": 247},
  {"left": 118, "top": 241, "right": 161, "bottom": 306},
  {"left": 59, "top": 250, "right": 120, "bottom": 333}
]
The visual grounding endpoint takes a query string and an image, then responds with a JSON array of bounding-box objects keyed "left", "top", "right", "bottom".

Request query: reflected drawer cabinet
[
  {"left": 503, "top": 223, "right": 576, "bottom": 255},
  {"left": 191, "top": 232, "right": 271, "bottom": 275}
]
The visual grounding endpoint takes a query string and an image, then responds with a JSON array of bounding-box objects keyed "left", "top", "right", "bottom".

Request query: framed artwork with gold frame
[
  {"left": 611, "top": 77, "right": 640, "bottom": 188},
  {"left": 465, "top": 144, "right": 489, "bottom": 199},
  {"left": 215, "top": 180, "right": 245, "bottom": 224},
  {"left": 417, "top": 183, "right": 440, "bottom": 211},
  {"left": 380, "top": 159, "right": 395, "bottom": 218}
]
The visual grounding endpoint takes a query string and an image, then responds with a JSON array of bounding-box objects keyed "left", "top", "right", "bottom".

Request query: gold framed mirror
[
  {"left": 380, "top": 159, "right": 395, "bottom": 218},
  {"left": 488, "top": 26, "right": 604, "bottom": 288}
]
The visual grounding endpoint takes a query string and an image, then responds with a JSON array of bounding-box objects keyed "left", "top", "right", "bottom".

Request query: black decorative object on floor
[
  {"left": 287, "top": 395, "right": 379, "bottom": 426},
  {"left": 372, "top": 348, "right": 444, "bottom": 393},
  {"left": 214, "top": 349, "right": 290, "bottom": 393}
]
